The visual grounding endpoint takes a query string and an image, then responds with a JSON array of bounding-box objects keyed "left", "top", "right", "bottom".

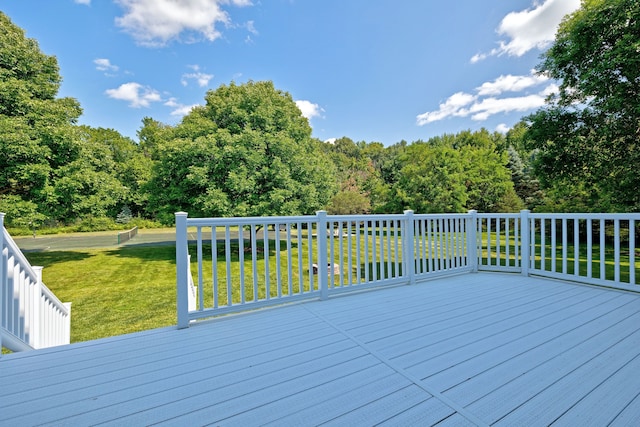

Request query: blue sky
[{"left": 2, "top": 0, "right": 580, "bottom": 145}]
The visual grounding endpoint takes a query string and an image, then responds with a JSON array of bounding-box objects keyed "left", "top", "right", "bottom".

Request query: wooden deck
[{"left": 2, "top": 272, "right": 640, "bottom": 426}]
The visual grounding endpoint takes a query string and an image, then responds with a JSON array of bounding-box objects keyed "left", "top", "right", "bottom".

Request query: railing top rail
[
  {"left": 184, "top": 212, "right": 480, "bottom": 228},
  {"left": 186, "top": 215, "right": 315, "bottom": 227},
  {"left": 2, "top": 228, "right": 70, "bottom": 316},
  {"left": 476, "top": 213, "right": 522, "bottom": 219},
  {"left": 3, "top": 228, "right": 38, "bottom": 281},
  {"left": 328, "top": 213, "right": 408, "bottom": 221},
  {"left": 412, "top": 213, "right": 472, "bottom": 220},
  {"left": 529, "top": 212, "right": 640, "bottom": 220}
]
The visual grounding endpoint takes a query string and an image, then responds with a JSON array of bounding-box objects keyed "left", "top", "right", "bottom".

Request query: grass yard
[{"left": 24, "top": 245, "right": 177, "bottom": 343}]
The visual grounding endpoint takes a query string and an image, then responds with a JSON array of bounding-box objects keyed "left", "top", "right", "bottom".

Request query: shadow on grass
[{"left": 23, "top": 251, "right": 95, "bottom": 268}]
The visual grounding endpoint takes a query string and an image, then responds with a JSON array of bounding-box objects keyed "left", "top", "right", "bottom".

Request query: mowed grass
[{"left": 24, "top": 245, "right": 177, "bottom": 343}]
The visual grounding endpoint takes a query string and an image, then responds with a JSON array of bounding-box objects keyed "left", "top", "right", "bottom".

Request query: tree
[
  {"left": 145, "top": 81, "right": 337, "bottom": 223},
  {"left": 454, "top": 130, "right": 523, "bottom": 212},
  {"left": 392, "top": 143, "right": 468, "bottom": 213},
  {"left": 526, "top": 0, "right": 640, "bottom": 211},
  {"left": 0, "top": 12, "right": 82, "bottom": 225},
  {"left": 78, "top": 126, "right": 152, "bottom": 217}
]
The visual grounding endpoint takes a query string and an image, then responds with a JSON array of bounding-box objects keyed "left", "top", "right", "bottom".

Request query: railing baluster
[
  {"left": 297, "top": 222, "right": 303, "bottom": 293},
  {"left": 372, "top": 220, "right": 377, "bottom": 282},
  {"left": 587, "top": 219, "right": 593, "bottom": 279},
  {"left": 225, "top": 226, "right": 232, "bottom": 306},
  {"left": 541, "top": 218, "right": 546, "bottom": 271},
  {"left": 427, "top": 219, "right": 433, "bottom": 273},
  {"left": 196, "top": 227, "right": 203, "bottom": 309},
  {"left": 574, "top": 218, "right": 580, "bottom": 277},
  {"left": 275, "top": 223, "right": 282, "bottom": 297},
  {"left": 551, "top": 218, "right": 557, "bottom": 273},
  {"left": 212, "top": 226, "right": 219, "bottom": 309},
  {"left": 307, "top": 221, "right": 314, "bottom": 292},
  {"left": 386, "top": 220, "right": 392, "bottom": 278},
  {"left": 394, "top": 220, "right": 400, "bottom": 278},
  {"left": 356, "top": 221, "right": 361, "bottom": 284},
  {"left": 364, "top": 220, "right": 370, "bottom": 283},
  {"left": 264, "top": 222, "right": 270, "bottom": 299},
  {"left": 339, "top": 220, "right": 345, "bottom": 287},
  {"left": 614, "top": 219, "right": 620, "bottom": 283},
  {"left": 347, "top": 221, "right": 353, "bottom": 286},
  {"left": 251, "top": 225, "right": 258, "bottom": 301},
  {"left": 496, "top": 218, "right": 501, "bottom": 267},
  {"left": 562, "top": 218, "right": 568, "bottom": 274},
  {"left": 239, "top": 226, "right": 245, "bottom": 304},
  {"left": 630, "top": 220, "right": 636, "bottom": 285},
  {"left": 287, "top": 224, "right": 293, "bottom": 296},
  {"left": 600, "top": 219, "right": 606, "bottom": 280}
]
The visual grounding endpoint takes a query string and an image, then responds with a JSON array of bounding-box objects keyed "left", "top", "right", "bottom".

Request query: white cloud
[
  {"left": 165, "top": 97, "right": 200, "bottom": 116},
  {"left": 468, "top": 93, "right": 547, "bottom": 121},
  {"left": 181, "top": 65, "right": 214, "bottom": 87},
  {"left": 417, "top": 71, "right": 553, "bottom": 125},
  {"left": 105, "top": 82, "right": 161, "bottom": 108},
  {"left": 94, "top": 58, "right": 119, "bottom": 73},
  {"left": 114, "top": 0, "right": 253, "bottom": 47},
  {"left": 74, "top": 0, "right": 90, "bottom": 4},
  {"left": 416, "top": 92, "right": 476, "bottom": 125},
  {"left": 476, "top": 72, "right": 548, "bottom": 96},
  {"left": 495, "top": 123, "right": 511, "bottom": 134},
  {"left": 295, "top": 100, "right": 323, "bottom": 121},
  {"left": 324, "top": 138, "right": 337, "bottom": 145},
  {"left": 471, "top": 0, "right": 581, "bottom": 62}
]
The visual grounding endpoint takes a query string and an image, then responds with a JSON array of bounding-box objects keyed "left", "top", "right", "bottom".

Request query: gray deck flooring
[{"left": 2, "top": 272, "right": 640, "bottom": 426}]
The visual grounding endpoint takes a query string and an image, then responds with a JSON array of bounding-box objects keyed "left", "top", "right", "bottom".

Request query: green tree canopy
[
  {"left": 0, "top": 12, "right": 83, "bottom": 225},
  {"left": 145, "top": 81, "right": 337, "bottom": 223},
  {"left": 392, "top": 142, "right": 468, "bottom": 213},
  {"left": 526, "top": 0, "right": 640, "bottom": 211}
]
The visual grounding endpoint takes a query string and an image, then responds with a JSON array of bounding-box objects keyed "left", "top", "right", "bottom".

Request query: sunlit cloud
[
  {"left": 476, "top": 72, "right": 548, "bottom": 96},
  {"left": 165, "top": 98, "right": 199, "bottom": 116},
  {"left": 181, "top": 65, "right": 213, "bottom": 87},
  {"left": 495, "top": 123, "right": 511, "bottom": 134},
  {"left": 295, "top": 100, "right": 324, "bottom": 121},
  {"left": 471, "top": 0, "right": 581, "bottom": 63},
  {"left": 114, "top": 0, "right": 253, "bottom": 47},
  {"left": 417, "top": 70, "right": 553, "bottom": 125},
  {"left": 94, "top": 58, "right": 119, "bottom": 74},
  {"left": 105, "top": 82, "right": 161, "bottom": 108}
]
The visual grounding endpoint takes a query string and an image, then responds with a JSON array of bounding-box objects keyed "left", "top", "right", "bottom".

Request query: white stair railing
[{"left": 1, "top": 213, "right": 71, "bottom": 353}]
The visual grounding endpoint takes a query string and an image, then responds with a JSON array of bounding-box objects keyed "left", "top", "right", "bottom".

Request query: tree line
[{"left": 1, "top": 0, "right": 638, "bottom": 232}]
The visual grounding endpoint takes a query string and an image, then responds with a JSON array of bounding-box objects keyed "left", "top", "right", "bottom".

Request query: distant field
[{"left": 13, "top": 227, "right": 186, "bottom": 252}]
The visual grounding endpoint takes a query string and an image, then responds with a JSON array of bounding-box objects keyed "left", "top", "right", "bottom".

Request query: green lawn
[{"left": 25, "top": 245, "right": 177, "bottom": 343}]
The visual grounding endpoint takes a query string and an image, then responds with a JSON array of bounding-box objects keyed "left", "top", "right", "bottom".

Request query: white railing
[
  {"left": 526, "top": 213, "right": 639, "bottom": 291},
  {"left": 176, "top": 210, "right": 475, "bottom": 327},
  {"left": 1, "top": 214, "right": 71, "bottom": 353},
  {"left": 176, "top": 210, "right": 640, "bottom": 327}
]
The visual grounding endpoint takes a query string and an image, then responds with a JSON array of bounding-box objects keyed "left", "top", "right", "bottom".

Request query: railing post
[
  {"left": 467, "top": 210, "right": 478, "bottom": 272},
  {"left": 1, "top": 212, "right": 4, "bottom": 353},
  {"left": 520, "top": 210, "right": 530, "bottom": 276},
  {"left": 403, "top": 210, "right": 416, "bottom": 285},
  {"left": 316, "top": 211, "right": 329, "bottom": 300},
  {"left": 31, "top": 266, "right": 43, "bottom": 349},
  {"left": 176, "top": 212, "right": 189, "bottom": 329}
]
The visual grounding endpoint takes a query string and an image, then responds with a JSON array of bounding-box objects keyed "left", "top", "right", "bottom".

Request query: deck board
[{"left": 2, "top": 272, "right": 640, "bottom": 426}]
